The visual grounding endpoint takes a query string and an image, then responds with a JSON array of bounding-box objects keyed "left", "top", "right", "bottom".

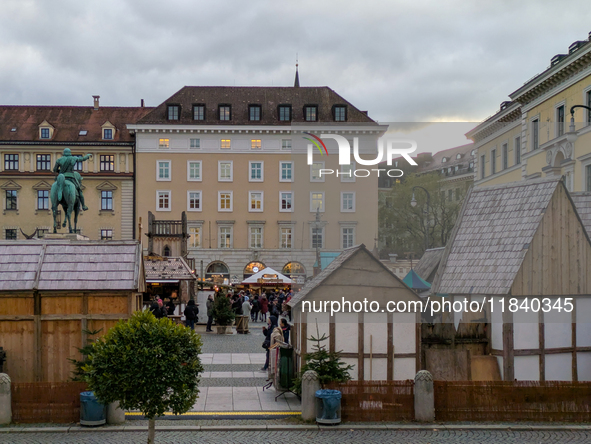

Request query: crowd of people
[{"left": 227, "top": 288, "right": 292, "bottom": 323}]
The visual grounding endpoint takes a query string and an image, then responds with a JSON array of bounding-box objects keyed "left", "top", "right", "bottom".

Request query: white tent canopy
[{"left": 241, "top": 267, "right": 292, "bottom": 284}]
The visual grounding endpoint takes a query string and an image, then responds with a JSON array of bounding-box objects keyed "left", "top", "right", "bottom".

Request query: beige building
[
  {"left": 0, "top": 97, "right": 151, "bottom": 240},
  {"left": 129, "top": 84, "right": 387, "bottom": 281},
  {"left": 468, "top": 33, "right": 591, "bottom": 192}
]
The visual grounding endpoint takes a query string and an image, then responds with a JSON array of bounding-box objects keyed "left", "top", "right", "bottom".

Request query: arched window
[
  {"left": 243, "top": 261, "right": 266, "bottom": 279},
  {"left": 163, "top": 245, "right": 171, "bottom": 257},
  {"left": 206, "top": 261, "right": 230, "bottom": 282},
  {"left": 282, "top": 262, "right": 306, "bottom": 284}
]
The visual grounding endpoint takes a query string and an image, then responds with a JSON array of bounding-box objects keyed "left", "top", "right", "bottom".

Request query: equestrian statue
[{"left": 50, "top": 149, "right": 92, "bottom": 233}]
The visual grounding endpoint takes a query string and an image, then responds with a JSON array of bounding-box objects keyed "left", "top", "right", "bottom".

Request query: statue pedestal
[{"left": 44, "top": 233, "right": 90, "bottom": 241}]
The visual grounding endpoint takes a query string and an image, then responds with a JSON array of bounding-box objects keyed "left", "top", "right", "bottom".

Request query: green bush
[{"left": 83, "top": 310, "right": 203, "bottom": 443}]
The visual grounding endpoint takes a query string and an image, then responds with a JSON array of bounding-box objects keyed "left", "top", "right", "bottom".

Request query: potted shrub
[{"left": 212, "top": 290, "right": 235, "bottom": 334}]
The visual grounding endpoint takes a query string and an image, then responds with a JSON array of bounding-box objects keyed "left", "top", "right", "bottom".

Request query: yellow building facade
[
  {"left": 468, "top": 35, "right": 591, "bottom": 192},
  {"left": 129, "top": 86, "right": 385, "bottom": 281},
  {"left": 0, "top": 101, "right": 151, "bottom": 240}
]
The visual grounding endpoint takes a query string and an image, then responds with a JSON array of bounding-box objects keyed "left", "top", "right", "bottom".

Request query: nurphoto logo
[{"left": 304, "top": 133, "right": 418, "bottom": 178}]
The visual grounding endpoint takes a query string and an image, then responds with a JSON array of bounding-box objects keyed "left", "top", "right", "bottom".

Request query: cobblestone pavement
[
  {"left": 2, "top": 429, "right": 590, "bottom": 443},
  {"left": 200, "top": 325, "right": 265, "bottom": 354}
]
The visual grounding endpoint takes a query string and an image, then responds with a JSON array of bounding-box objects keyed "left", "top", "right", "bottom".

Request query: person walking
[
  {"left": 260, "top": 296, "right": 268, "bottom": 323},
  {"left": 206, "top": 294, "right": 214, "bottom": 332},
  {"left": 184, "top": 299, "right": 198, "bottom": 330},
  {"left": 251, "top": 295, "right": 260, "bottom": 322},
  {"left": 241, "top": 296, "right": 251, "bottom": 333},
  {"left": 166, "top": 298, "right": 175, "bottom": 317}
]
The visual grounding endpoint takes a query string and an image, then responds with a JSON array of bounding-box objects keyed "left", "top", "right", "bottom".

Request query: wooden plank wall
[{"left": 0, "top": 291, "right": 139, "bottom": 383}]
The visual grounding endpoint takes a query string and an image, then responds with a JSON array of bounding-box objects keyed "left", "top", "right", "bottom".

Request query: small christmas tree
[
  {"left": 212, "top": 289, "right": 235, "bottom": 326},
  {"left": 292, "top": 324, "right": 353, "bottom": 394}
]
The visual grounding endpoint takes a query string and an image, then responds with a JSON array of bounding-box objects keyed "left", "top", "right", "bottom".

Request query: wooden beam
[
  {"left": 329, "top": 315, "right": 335, "bottom": 353},
  {"left": 572, "top": 298, "right": 578, "bottom": 382},
  {"left": 301, "top": 311, "right": 307, "bottom": 367},
  {"left": 33, "top": 290, "right": 42, "bottom": 382},
  {"left": 539, "top": 308, "right": 545, "bottom": 382},
  {"left": 387, "top": 312, "right": 393, "bottom": 381},
  {"left": 502, "top": 306, "right": 514, "bottom": 381},
  {"left": 341, "top": 352, "right": 415, "bottom": 359},
  {"left": 358, "top": 312, "right": 364, "bottom": 381}
]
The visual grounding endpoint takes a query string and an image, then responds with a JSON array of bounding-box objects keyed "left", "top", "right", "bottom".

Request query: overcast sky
[{"left": 1, "top": 0, "right": 590, "bottom": 133}]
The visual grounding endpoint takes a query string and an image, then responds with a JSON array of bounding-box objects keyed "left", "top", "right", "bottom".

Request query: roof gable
[{"left": 432, "top": 177, "right": 563, "bottom": 295}]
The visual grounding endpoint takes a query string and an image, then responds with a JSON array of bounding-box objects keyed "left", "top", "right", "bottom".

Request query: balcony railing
[{"left": 152, "top": 220, "right": 183, "bottom": 236}]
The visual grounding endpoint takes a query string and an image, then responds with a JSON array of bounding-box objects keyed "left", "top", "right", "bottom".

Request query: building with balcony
[
  {"left": 128, "top": 81, "right": 387, "bottom": 282},
  {"left": 0, "top": 97, "right": 152, "bottom": 240}
]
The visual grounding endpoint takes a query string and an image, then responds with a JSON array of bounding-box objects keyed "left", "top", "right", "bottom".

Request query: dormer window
[
  {"left": 333, "top": 105, "right": 347, "bottom": 122},
  {"left": 103, "top": 129, "right": 113, "bottom": 140},
  {"left": 219, "top": 105, "right": 231, "bottom": 121},
  {"left": 10, "top": 128, "right": 16, "bottom": 132},
  {"left": 193, "top": 104, "right": 205, "bottom": 121},
  {"left": 304, "top": 105, "right": 318, "bottom": 122},
  {"left": 249, "top": 105, "right": 261, "bottom": 121},
  {"left": 167, "top": 105, "right": 180, "bottom": 121},
  {"left": 278, "top": 105, "right": 291, "bottom": 121},
  {"left": 442, "top": 157, "right": 447, "bottom": 163},
  {"left": 40, "top": 128, "right": 50, "bottom": 139},
  {"left": 471, "top": 149, "right": 476, "bottom": 156},
  {"left": 456, "top": 153, "right": 462, "bottom": 159}
]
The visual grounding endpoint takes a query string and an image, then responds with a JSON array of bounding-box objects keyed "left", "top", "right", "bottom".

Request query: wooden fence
[
  {"left": 12, "top": 382, "right": 88, "bottom": 423},
  {"left": 324, "top": 380, "right": 414, "bottom": 421},
  {"left": 434, "top": 381, "right": 591, "bottom": 422}
]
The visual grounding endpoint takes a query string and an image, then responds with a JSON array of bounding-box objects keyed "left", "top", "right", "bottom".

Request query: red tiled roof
[
  {"left": 0, "top": 106, "right": 154, "bottom": 143},
  {"left": 138, "top": 86, "right": 376, "bottom": 125}
]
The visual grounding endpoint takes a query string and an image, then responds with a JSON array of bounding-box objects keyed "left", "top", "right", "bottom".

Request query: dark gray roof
[
  {"left": 0, "top": 240, "right": 143, "bottom": 291},
  {"left": 145, "top": 256, "right": 196, "bottom": 280},
  {"left": 432, "top": 177, "right": 562, "bottom": 295},
  {"left": 138, "top": 86, "right": 377, "bottom": 125},
  {"left": 571, "top": 192, "right": 591, "bottom": 237},
  {"left": 414, "top": 247, "right": 445, "bottom": 283}
]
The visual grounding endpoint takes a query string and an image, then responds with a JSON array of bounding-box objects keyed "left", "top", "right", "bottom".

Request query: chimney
[
  {"left": 92, "top": 95, "right": 100, "bottom": 110},
  {"left": 388, "top": 253, "right": 398, "bottom": 263},
  {"left": 141, "top": 99, "right": 145, "bottom": 108}
]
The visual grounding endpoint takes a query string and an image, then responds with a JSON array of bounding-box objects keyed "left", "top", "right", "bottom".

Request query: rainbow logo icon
[{"left": 303, "top": 132, "right": 328, "bottom": 156}]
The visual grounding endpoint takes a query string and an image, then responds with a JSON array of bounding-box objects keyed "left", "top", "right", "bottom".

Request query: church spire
[{"left": 294, "top": 56, "right": 300, "bottom": 88}]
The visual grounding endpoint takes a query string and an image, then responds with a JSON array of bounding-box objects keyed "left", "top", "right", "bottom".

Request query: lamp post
[
  {"left": 566, "top": 104, "right": 591, "bottom": 143},
  {"left": 410, "top": 186, "right": 431, "bottom": 251}
]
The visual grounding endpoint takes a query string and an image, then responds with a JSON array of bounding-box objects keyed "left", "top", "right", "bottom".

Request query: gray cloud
[{"left": 0, "top": 0, "right": 589, "bottom": 127}]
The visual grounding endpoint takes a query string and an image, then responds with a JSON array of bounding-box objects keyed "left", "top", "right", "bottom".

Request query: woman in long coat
[{"left": 260, "top": 296, "right": 269, "bottom": 322}]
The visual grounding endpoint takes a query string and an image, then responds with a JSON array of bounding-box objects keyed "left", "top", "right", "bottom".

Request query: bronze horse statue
[{"left": 50, "top": 173, "right": 81, "bottom": 233}]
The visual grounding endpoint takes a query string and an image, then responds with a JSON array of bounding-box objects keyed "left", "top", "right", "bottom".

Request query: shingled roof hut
[
  {"left": 0, "top": 240, "right": 145, "bottom": 383},
  {"left": 431, "top": 177, "right": 591, "bottom": 382},
  {"left": 288, "top": 244, "right": 421, "bottom": 381}
]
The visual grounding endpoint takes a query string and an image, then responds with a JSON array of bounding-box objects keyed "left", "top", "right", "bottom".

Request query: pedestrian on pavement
[
  {"left": 280, "top": 318, "right": 290, "bottom": 343},
  {"left": 157, "top": 299, "right": 167, "bottom": 317},
  {"left": 260, "top": 296, "right": 268, "bottom": 322},
  {"left": 241, "top": 296, "right": 251, "bottom": 333},
  {"left": 184, "top": 299, "right": 198, "bottom": 330},
  {"left": 206, "top": 294, "right": 214, "bottom": 332},
  {"left": 251, "top": 295, "right": 260, "bottom": 322},
  {"left": 149, "top": 299, "right": 162, "bottom": 318},
  {"left": 261, "top": 326, "right": 270, "bottom": 371},
  {"left": 166, "top": 298, "right": 175, "bottom": 316}
]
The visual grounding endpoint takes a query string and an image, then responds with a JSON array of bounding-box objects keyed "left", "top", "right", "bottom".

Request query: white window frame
[
  {"left": 341, "top": 226, "right": 355, "bottom": 249},
  {"left": 310, "top": 226, "right": 324, "bottom": 249},
  {"left": 310, "top": 191, "right": 325, "bottom": 212},
  {"left": 281, "top": 139, "right": 292, "bottom": 150},
  {"left": 158, "top": 138, "right": 170, "bottom": 149},
  {"left": 249, "top": 161, "right": 264, "bottom": 182},
  {"left": 187, "top": 160, "right": 202, "bottom": 181},
  {"left": 218, "top": 225, "right": 233, "bottom": 249},
  {"left": 514, "top": 136, "right": 521, "bottom": 165},
  {"left": 251, "top": 139, "right": 262, "bottom": 150},
  {"left": 529, "top": 115, "right": 540, "bottom": 151},
  {"left": 188, "top": 225, "right": 202, "bottom": 248},
  {"left": 340, "top": 162, "right": 356, "bottom": 182},
  {"left": 279, "top": 191, "right": 293, "bottom": 213},
  {"left": 249, "top": 226, "right": 264, "bottom": 249},
  {"left": 310, "top": 161, "right": 325, "bottom": 182},
  {"left": 584, "top": 86, "right": 591, "bottom": 127},
  {"left": 189, "top": 138, "right": 201, "bottom": 149},
  {"left": 187, "top": 190, "right": 202, "bottom": 212},
  {"left": 220, "top": 139, "right": 231, "bottom": 149},
  {"left": 280, "top": 227, "right": 293, "bottom": 249},
  {"left": 340, "top": 191, "right": 356, "bottom": 212},
  {"left": 248, "top": 191, "right": 264, "bottom": 212},
  {"left": 156, "top": 160, "right": 171, "bottom": 181},
  {"left": 156, "top": 190, "right": 171, "bottom": 212},
  {"left": 279, "top": 161, "right": 294, "bottom": 182},
  {"left": 218, "top": 161, "right": 233, "bottom": 182},
  {"left": 100, "top": 228, "right": 114, "bottom": 240},
  {"left": 218, "top": 191, "right": 233, "bottom": 212}
]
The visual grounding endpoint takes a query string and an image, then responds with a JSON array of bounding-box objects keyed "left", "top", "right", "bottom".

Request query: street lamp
[
  {"left": 410, "top": 186, "right": 431, "bottom": 251},
  {"left": 566, "top": 104, "right": 591, "bottom": 144}
]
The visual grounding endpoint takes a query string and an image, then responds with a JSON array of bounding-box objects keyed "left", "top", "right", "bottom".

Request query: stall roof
[
  {"left": 0, "top": 240, "right": 144, "bottom": 291},
  {"left": 241, "top": 267, "right": 292, "bottom": 284},
  {"left": 144, "top": 256, "right": 196, "bottom": 281}
]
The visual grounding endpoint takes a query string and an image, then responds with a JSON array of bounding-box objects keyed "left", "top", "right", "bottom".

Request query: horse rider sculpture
[{"left": 53, "top": 148, "right": 92, "bottom": 211}]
